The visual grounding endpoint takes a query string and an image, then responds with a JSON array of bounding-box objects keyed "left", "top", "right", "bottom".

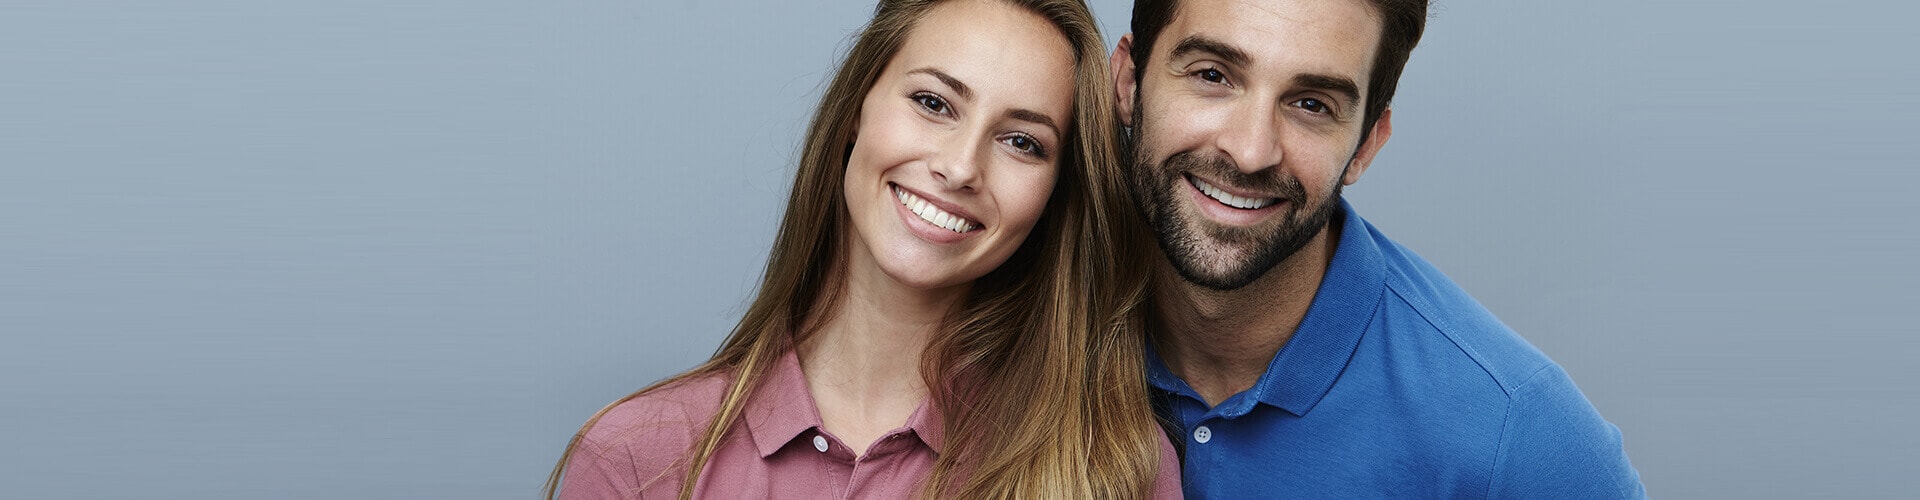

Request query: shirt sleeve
[
  {"left": 1152, "top": 430, "right": 1187, "bottom": 499},
  {"left": 1488, "top": 364, "right": 1646, "bottom": 499}
]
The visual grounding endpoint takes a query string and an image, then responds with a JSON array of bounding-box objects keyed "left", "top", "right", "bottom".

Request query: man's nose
[{"left": 1216, "top": 101, "right": 1285, "bottom": 173}]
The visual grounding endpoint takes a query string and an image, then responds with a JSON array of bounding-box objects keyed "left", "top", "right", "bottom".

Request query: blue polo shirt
[{"left": 1148, "top": 199, "right": 1645, "bottom": 499}]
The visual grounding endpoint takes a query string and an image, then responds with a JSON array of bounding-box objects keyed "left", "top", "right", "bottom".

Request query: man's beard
[{"left": 1127, "top": 126, "right": 1346, "bottom": 291}]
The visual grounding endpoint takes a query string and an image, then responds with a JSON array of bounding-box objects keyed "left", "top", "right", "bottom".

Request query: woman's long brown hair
[{"left": 542, "top": 0, "right": 1160, "bottom": 497}]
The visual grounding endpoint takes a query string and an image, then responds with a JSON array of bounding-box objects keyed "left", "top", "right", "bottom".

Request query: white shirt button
[
  {"left": 1193, "top": 425, "right": 1212, "bottom": 444},
  {"left": 812, "top": 435, "right": 829, "bottom": 452}
]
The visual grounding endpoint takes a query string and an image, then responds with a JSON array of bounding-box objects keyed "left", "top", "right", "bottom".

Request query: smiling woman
[
  {"left": 542, "top": 0, "right": 1181, "bottom": 498},
  {"left": 842, "top": 4, "right": 1071, "bottom": 293}
]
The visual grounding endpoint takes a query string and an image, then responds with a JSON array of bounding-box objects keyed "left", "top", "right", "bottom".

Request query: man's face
[{"left": 1117, "top": 0, "right": 1389, "bottom": 290}]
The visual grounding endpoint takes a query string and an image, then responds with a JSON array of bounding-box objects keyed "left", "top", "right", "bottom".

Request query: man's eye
[
  {"left": 1294, "top": 98, "right": 1330, "bottom": 115},
  {"left": 913, "top": 93, "right": 949, "bottom": 115},
  {"left": 1195, "top": 68, "right": 1227, "bottom": 84}
]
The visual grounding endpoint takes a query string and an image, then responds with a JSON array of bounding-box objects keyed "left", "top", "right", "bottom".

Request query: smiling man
[{"left": 1111, "top": 0, "right": 1646, "bottom": 497}]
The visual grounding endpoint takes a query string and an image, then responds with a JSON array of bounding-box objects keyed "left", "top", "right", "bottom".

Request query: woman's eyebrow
[
  {"left": 907, "top": 67, "right": 972, "bottom": 101},
  {"left": 1005, "top": 109, "right": 1060, "bottom": 137},
  {"left": 909, "top": 66, "right": 1059, "bottom": 135}
]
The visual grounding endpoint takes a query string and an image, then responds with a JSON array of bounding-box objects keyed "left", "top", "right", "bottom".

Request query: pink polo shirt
[{"left": 559, "top": 350, "right": 1184, "bottom": 498}]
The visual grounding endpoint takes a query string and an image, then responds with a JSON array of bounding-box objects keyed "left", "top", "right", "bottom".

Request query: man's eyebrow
[
  {"left": 1006, "top": 108, "right": 1061, "bottom": 137},
  {"left": 1293, "top": 73, "right": 1362, "bottom": 109},
  {"left": 1167, "top": 35, "right": 1250, "bottom": 68},
  {"left": 907, "top": 67, "right": 972, "bottom": 101}
]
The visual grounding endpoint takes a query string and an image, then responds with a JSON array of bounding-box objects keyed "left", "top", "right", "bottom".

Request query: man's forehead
[{"left": 1162, "top": 0, "right": 1381, "bottom": 82}]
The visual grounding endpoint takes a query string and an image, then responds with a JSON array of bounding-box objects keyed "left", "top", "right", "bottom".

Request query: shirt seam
[
  {"left": 1382, "top": 280, "right": 1513, "bottom": 397},
  {"left": 1487, "top": 363, "right": 1558, "bottom": 499}
]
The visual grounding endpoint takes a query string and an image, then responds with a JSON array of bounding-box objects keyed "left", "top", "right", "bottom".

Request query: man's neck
[{"left": 1154, "top": 222, "right": 1341, "bottom": 407}]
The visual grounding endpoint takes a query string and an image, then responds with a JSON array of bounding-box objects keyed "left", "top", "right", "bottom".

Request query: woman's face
[{"left": 843, "top": 0, "right": 1076, "bottom": 291}]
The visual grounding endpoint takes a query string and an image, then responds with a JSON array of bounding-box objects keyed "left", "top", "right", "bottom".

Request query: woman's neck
[{"left": 798, "top": 246, "right": 966, "bottom": 456}]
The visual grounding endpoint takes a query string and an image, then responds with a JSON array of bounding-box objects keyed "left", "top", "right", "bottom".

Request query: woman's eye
[
  {"left": 1004, "top": 135, "right": 1046, "bottom": 158},
  {"left": 1294, "top": 98, "right": 1330, "bottom": 115},
  {"left": 913, "top": 93, "right": 949, "bottom": 115}
]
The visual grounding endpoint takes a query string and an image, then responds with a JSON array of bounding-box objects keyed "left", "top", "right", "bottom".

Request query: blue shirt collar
[{"left": 1147, "top": 197, "right": 1388, "bottom": 418}]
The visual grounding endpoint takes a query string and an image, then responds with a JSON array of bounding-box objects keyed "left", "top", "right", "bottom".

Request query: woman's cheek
[{"left": 1006, "top": 170, "right": 1058, "bottom": 234}]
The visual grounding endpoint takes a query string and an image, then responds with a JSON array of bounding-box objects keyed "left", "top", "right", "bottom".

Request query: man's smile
[
  {"left": 1187, "top": 174, "right": 1279, "bottom": 210},
  {"left": 1180, "top": 173, "right": 1287, "bottom": 227}
]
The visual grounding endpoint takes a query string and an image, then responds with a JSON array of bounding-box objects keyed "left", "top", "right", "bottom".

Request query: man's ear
[
  {"left": 1343, "top": 108, "right": 1393, "bottom": 186},
  {"left": 1111, "top": 33, "right": 1139, "bottom": 127}
]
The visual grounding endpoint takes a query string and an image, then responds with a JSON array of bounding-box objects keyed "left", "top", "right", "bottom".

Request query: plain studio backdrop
[{"left": 3, "top": 1, "right": 1915, "bottom": 498}]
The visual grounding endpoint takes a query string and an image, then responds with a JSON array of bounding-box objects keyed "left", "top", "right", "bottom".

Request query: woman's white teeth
[
  {"left": 1193, "top": 178, "right": 1278, "bottom": 210},
  {"left": 894, "top": 186, "right": 979, "bottom": 233}
]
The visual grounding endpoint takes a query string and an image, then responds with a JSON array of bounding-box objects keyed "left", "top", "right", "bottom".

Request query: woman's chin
[{"left": 873, "top": 258, "right": 986, "bottom": 293}]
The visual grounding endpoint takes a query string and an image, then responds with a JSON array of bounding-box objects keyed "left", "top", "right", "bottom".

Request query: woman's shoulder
[
  {"left": 581, "top": 371, "right": 733, "bottom": 448},
  {"left": 562, "top": 372, "right": 733, "bottom": 497},
  {"left": 1152, "top": 429, "right": 1186, "bottom": 499}
]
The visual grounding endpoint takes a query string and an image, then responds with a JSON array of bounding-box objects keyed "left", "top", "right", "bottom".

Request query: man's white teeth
[
  {"left": 894, "top": 186, "right": 980, "bottom": 233},
  {"left": 1193, "top": 178, "right": 1278, "bottom": 210}
]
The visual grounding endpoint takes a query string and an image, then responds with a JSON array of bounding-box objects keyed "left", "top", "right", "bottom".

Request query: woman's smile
[
  {"left": 892, "top": 183, "right": 983, "bottom": 243},
  {"left": 838, "top": 0, "right": 1070, "bottom": 291}
]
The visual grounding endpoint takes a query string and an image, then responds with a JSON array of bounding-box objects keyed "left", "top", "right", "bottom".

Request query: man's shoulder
[
  {"left": 1364, "top": 228, "right": 1557, "bottom": 397},
  {"left": 1344, "top": 227, "right": 1642, "bottom": 497}
]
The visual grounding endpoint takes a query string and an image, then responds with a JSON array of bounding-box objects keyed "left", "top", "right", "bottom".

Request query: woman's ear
[{"left": 850, "top": 105, "right": 866, "bottom": 146}]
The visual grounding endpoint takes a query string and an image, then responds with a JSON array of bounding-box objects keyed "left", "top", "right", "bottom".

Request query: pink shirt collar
[{"left": 742, "top": 349, "right": 945, "bottom": 458}]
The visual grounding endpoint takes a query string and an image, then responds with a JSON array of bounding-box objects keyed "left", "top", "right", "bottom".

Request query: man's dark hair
[{"left": 1129, "top": 0, "right": 1427, "bottom": 139}]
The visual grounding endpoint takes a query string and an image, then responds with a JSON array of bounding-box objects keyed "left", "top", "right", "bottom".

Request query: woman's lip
[
  {"left": 890, "top": 183, "right": 983, "bottom": 227},
  {"left": 892, "top": 186, "right": 977, "bottom": 244}
]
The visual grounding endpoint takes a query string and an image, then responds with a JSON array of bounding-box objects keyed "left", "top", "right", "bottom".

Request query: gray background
[{"left": 3, "top": 0, "right": 1914, "bottom": 498}]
